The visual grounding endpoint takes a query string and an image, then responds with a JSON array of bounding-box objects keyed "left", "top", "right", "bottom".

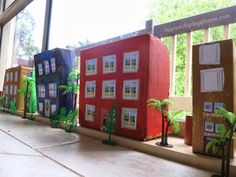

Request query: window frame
[
  {"left": 85, "top": 80, "right": 96, "bottom": 98},
  {"left": 102, "top": 80, "right": 116, "bottom": 99},
  {"left": 48, "top": 83, "right": 57, "bottom": 98},
  {"left": 86, "top": 58, "right": 97, "bottom": 76},
  {"left": 103, "top": 55, "right": 116, "bottom": 74},
  {"left": 123, "top": 79, "right": 139, "bottom": 100},
  {"left": 123, "top": 51, "right": 139, "bottom": 73},
  {"left": 121, "top": 107, "right": 137, "bottom": 130},
  {"left": 38, "top": 84, "right": 45, "bottom": 98},
  {"left": 85, "top": 104, "right": 95, "bottom": 122}
]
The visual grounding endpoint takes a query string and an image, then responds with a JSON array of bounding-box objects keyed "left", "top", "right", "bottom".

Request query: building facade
[
  {"left": 3, "top": 66, "right": 31, "bottom": 110},
  {"left": 34, "top": 48, "right": 76, "bottom": 117},
  {"left": 79, "top": 34, "right": 170, "bottom": 140}
]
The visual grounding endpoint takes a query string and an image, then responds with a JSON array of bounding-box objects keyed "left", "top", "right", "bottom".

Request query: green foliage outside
[
  {"left": 14, "top": 9, "right": 39, "bottom": 61},
  {"left": 9, "top": 100, "right": 16, "bottom": 115},
  {"left": 102, "top": 105, "right": 117, "bottom": 146},
  {"left": 50, "top": 107, "right": 78, "bottom": 132},
  {"left": 148, "top": 0, "right": 236, "bottom": 96}
]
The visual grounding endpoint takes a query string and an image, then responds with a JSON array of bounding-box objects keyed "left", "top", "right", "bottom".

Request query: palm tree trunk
[
  {"left": 221, "top": 145, "right": 225, "bottom": 177},
  {"left": 23, "top": 82, "right": 29, "bottom": 118},
  {"left": 225, "top": 124, "right": 235, "bottom": 177},
  {"left": 161, "top": 113, "right": 165, "bottom": 145},
  {"left": 165, "top": 120, "right": 171, "bottom": 145}
]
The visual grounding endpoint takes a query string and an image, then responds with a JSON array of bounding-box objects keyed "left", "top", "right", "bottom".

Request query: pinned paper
[
  {"left": 200, "top": 68, "right": 224, "bottom": 92},
  {"left": 199, "top": 43, "right": 220, "bottom": 65}
]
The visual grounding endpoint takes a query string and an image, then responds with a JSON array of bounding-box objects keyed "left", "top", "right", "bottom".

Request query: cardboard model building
[
  {"left": 34, "top": 48, "right": 76, "bottom": 117},
  {"left": 2, "top": 66, "right": 31, "bottom": 110},
  {"left": 192, "top": 39, "right": 236, "bottom": 156},
  {"left": 79, "top": 34, "right": 170, "bottom": 140}
]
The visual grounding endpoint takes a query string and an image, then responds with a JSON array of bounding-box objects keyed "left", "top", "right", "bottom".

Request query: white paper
[
  {"left": 200, "top": 68, "right": 224, "bottom": 92},
  {"left": 39, "top": 103, "right": 43, "bottom": 112},
  {"left": 51, "top": 104, "right": 57, "bottom": 114},
  {"left": 199, "top": 43, "right": 220, "bottom": 65}
]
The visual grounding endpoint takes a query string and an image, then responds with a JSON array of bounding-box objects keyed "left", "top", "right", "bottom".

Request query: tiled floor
[{"left": 0, "top": 112, "right": 214, "bottom": 177}]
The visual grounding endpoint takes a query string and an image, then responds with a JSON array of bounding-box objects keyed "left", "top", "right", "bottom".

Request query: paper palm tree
[
  {"left": 147, "top": 98, "right": 185, "bottom": 148},
  {"left": 206, "top": 107, "right": 236, "bottom": 177},
  {"left": 58, "top": 69, "right": 80, "bottom": 109}
]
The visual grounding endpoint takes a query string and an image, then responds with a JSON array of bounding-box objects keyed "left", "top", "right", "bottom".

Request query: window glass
[
  {"left": 12, "top": 0, "right": 46, "bottom": 67},
  {"left": 102, "top": 80, "right": 116, "bottom": 98},
  {"left": 103, "top": 55, "right": 116, "bottom": 74},
  {"left": 5, "top": 85, "right": 8, "bottom": 94},
  {"left": 121, "top": 108, "right": 137, "bottom": 129},
  {"left": 123, "top": 80, "right": 139, "bottom": 100},
  {"left": 85, "top": 81, "right": 96, "bottom": 97},
  {"left": 123, "top": 51, "right": 139, "bottom": 72},
  {"left": 85, "top": 104, "right": 95, "bottom": 121}
]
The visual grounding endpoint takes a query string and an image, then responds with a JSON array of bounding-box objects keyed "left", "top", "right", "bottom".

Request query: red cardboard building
[{"left": 79, "top": 34, "right": 170, "bottom": 140}]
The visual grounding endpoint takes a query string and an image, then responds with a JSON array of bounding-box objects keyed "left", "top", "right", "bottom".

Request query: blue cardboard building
[{"left": 34, "top": 48, "right": 76, "bottom": 117}]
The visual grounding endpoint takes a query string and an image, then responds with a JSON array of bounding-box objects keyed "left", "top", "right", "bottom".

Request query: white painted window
[
  {"left": 102, "top": 80, "right": 116, "bottom": 98},
  {"left": 44, "top": 60, "right": 50, "bottom": 75},
  {"left": 85, "top": 104, "right": 95, "bottom": 121},
  {"left": 51, "top": 58, "right": 56, "bottom": 72},
  {"left": 10, "top": 85, "right": 13, "bottom": 95},
  {"left": 10, "top": 72, "right": 13, "bottom": 81},
  {"left": 85, "top": 81, "right": 96, "bottom": 98},
  {"left": 14, "top": 72, "right": 18, "bottom": 82},
  {"left": 6, "top": 73, "right": 9, "bottom": 82},
  {"left": 86, "top": 59, "right": 97, "bottom": 76},
  {"left": 121, "top": 108, "right": 137, "bottom": 129},
  {"left": 39, "top": 102, "right": 43, "bottom": 112},
  {"left": 38, "top": 63, "right": 43, "bottom": 76},
  {"left": 103, "top": 55, "right": 116, "bottom": 74},
  {"left": 123, "top": 51, "right": 139, "bottom": 72},
  {"left": 5, "top": 85, "right": 8, "bottom": 94},
  {"left": 38, "top": 85, "right": 45, "bottom": 98},
  {"left": 51, "top": 104, "right": 57, "bottom": 114},
  {"left": 123, "top": 80, "right": 139, "bottom": 100},
  {"left": 14, "top": 85, "right": 17, "bottom": 95},
  {"left": 49, "top": 83, "right": 57, "bottom": 98}
]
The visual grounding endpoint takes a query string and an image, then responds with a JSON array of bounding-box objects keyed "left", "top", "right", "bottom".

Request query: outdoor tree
[
  {"left": 13, "top": 9, "right": 39, "bottom": 62},
  {"left": 148, "top": 0, "right": 236, "bottom": 96}
]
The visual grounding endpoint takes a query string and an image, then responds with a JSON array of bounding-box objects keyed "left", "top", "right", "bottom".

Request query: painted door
[{"left": 45, "top": 99, "right": 50, "bottom": 117}]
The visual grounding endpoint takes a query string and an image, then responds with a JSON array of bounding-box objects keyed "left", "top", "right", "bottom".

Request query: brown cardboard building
[
  {"left": 3, "top": 66, "right": 31, "bottom": 110},
  {"left": 192, "top": 39, "right": 236, "bottom": 156}
]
